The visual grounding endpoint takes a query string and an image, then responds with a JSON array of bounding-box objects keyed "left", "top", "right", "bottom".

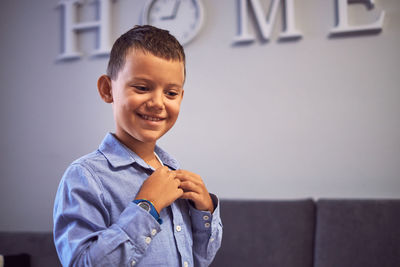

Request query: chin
[
  {"left": 126, "top": 126, "right": 171, "bottom": 144},
  {"left": 139, "top": 136, "right": 160, "bottom": 143},
  {"left": 136, "top": 132, "right": 165, "bottom": 143}
]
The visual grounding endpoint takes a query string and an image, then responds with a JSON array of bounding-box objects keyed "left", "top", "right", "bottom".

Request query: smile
[{"left": 139, "top": 114, "right": 164, "bottom": 121}]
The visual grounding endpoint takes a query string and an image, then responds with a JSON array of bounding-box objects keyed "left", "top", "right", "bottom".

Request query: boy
[{"left": 53, "top": 25, "right": 222, "bottom": 266}]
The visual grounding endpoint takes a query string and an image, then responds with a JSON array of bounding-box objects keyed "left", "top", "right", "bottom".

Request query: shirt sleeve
[
  {"left": 189, "top": 194, "right": 223, "bottom": 267},
  {"left": 53, "top": 163, "right": 161, "bottom": 267}
]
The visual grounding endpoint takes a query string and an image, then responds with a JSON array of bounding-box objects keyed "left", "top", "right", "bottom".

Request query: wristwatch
[
  {"left": 133, "top": 199, "right": 163, "bottom": 224},
  {"left": 137, "top": 201, "right": 151, "bottom": 212}
]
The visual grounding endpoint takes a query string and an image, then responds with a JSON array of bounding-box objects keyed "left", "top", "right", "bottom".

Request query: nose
[{"left": 146, "top": 90, "right": 164, "bottom": 111}]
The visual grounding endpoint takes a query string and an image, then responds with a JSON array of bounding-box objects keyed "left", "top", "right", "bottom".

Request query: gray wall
[{"left": 0, "top": 0, "right": 399, "bottom": 231}]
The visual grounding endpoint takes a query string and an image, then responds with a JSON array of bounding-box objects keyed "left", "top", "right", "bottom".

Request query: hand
[
  {"left": 175, "top": 170, "right": 214, "bottom": 213},
  {"left": 135, "top": 166, "right": 183, "bottom": 213}
]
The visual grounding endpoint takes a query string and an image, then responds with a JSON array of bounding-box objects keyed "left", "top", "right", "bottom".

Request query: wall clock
[{"left": 141, "top": 0, "right": 205, "bottom": 46}]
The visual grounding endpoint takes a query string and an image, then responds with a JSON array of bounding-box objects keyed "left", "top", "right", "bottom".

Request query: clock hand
[{"left": 161, "top": 0, "right": 181, "bottom": 20}]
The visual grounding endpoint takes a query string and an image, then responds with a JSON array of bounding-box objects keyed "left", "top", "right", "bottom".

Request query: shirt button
[
  {"left": 131, "top": 260, "right": 136, "bottom": 266},
  {"left": 203, "top": 215, "right": 210, "bottom": 221},
  {"left": 184, "top": 261, "right": 189, "bottom": 267},
  {"left": 176, "top": 225, "right": 182, "bottom": 232},
  {"left": 205, "top": 222, "right": 211, "bottom": 228},
  {"left": 210, "top": 237, "right": 215, "bottom": 243},
  {"left": 145, "top": 237, "right": 152, "bottom": 244},
  {"left": 151, "top": 229, "right": 157, "bottom": 236}
]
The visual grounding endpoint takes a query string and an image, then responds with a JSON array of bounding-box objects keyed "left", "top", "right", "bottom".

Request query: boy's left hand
[{"left": 174, "top": 170, "right": 214, "bottom": 213}]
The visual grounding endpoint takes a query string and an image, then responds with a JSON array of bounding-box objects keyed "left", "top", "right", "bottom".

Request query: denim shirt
[{"left": 53, "top": 133, "right": 222, "bottom": 267}]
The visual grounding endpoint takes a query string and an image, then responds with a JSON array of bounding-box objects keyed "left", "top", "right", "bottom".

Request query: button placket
[
  {"left": 151, "top": 229, "right": 157, "bottom": 236},
  {"left": 145, "top": 236, "right": 152, "bottom": 244}
]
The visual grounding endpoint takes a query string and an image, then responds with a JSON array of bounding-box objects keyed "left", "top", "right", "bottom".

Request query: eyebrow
[{"left": 132, "top": 77, "right": 183, "bottom": 88}]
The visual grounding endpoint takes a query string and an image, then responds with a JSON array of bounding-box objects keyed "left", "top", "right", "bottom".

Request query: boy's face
[{"left": 109, "top": 49, "right": 184, "bottom": 146}]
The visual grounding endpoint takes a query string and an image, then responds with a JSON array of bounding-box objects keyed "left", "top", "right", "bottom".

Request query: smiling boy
[{"left": 53, "top": 25, "right": 222, "bottom": 266}]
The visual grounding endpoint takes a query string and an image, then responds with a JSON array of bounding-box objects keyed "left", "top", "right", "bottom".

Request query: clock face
[{"left": 142, "top": 0, "right": 205, "bottom": 46}]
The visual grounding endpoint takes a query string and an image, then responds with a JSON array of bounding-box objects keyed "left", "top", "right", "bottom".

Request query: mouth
[{"left": 138, "top": 113, "right": 165, "bottom": 122}]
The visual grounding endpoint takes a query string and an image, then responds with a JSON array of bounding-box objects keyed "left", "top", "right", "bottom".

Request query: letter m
[{"left": 234, "top": 0, "right": 302, "bottom": 43}]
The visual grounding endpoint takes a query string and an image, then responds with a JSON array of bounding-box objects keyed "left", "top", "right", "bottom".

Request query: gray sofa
[{"left": 1, "top": 199, "right": 399, "bottom": 267}]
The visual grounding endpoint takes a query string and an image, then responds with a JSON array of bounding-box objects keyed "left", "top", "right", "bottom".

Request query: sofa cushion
[
  {"left": 314, "top": 199, "right": 400, "bottom": 267},
  {"left": 1, "top": 253, "right": 30, "bottom": 267},
  {"left": 211, "top": 199, "right": 315, "bottom": 267},
  {"left": 0, "top": 232, "right": 60, "bottom": 267}
]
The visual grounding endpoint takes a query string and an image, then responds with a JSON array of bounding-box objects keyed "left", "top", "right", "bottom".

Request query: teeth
[{"left": 141, "top": 115, "right": 161, "bottom": 121}]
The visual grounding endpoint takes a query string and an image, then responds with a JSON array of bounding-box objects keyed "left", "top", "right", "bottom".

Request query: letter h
[{"left": 58, "top": 0, "right": 112, "bottom": 60}]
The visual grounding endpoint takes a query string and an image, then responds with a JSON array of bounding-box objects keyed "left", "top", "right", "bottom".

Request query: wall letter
[
  {"left": 330, "top": 0, "right": 385, "bottom": 35},
  {"left": 58, "top": 0, "right": 112, "bottom": 60},
  {"left": 233, "top": 0, "right": 302, "bottom": 43}
]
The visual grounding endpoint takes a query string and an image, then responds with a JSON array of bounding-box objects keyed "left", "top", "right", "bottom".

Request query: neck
[
  {"left": 132, "top": 142, "right": 163, "bottom": 169},
  {"left": 131, "top": 142, "right": 157, "bottom": 163},
  {"left": 113, "top": 132, "right": 157, "bottom": 163}
]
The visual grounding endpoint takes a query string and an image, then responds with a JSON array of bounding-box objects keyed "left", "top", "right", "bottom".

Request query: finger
[
  {"left": 180, "top": 191, "right": 198, "bottom": 201},
  {"left": 156, "top": 165, "right": 168, "bottom": 172},
  {"left": 176, "top": 169, "right": 198, "bottom": 175},
  {"left": 175, "top": 169, "right": 199, "bottom": 179},
  {"left": 174, "top": 178, "right": 181, "bottom": 187},
  {"left": 181, "top": 192, "right": 214, "bottom": 212},
  {"left": 162, "top": 166, "right": 171, "bottom": 173},
  {"left": 155, "top": 166, "right": 171, "bottom": 177},
  {"left": 167, "top": 170, "right": 176, "bottom": 179},
  {"left": 175, "top": 172, "right": 202, "bottom": 184},
  {"left": 179, "top": 181, "right": 202, "bottom": 194},
  {"left": 176, "top": 188, "right": 184, "bottom": 197}
]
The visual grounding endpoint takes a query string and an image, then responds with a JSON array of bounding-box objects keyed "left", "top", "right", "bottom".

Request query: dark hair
[{"left": 107, "top": 25, "right": 186, "bottom": 80}]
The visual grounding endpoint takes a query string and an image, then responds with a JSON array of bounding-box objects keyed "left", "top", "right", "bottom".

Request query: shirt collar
[{"left": 98, "top": 133, "right": 180, "bottom": 170}]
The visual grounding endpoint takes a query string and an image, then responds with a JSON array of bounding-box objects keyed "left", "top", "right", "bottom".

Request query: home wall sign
[{"left": 57, "top": 0, "right": 385, "bottom": 60}]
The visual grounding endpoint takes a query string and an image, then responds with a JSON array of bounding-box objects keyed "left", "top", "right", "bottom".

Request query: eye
[
  {"left": 133, "top": 86, "right": 149, "bottom": 92},
  {"left": 166, "top": 91, "right": 178, "bottom": 97},
  {"left": 165, "top": 89, "right": 182, "bottom": 98}
]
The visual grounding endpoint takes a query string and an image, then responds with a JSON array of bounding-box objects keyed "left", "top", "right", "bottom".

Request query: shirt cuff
[
  {"left": 116, "top": 202, "right": 162, "bottom": 253},
  {"left": 189, "top": 194, "right": 220, "bottom": 233}
]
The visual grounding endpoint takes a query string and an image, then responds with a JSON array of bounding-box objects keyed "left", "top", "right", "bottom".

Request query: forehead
[{"left": 120, "top": 48, "right": 185, "bottom": 84}]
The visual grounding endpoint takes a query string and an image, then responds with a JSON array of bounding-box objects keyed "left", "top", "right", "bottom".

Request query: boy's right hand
[{"left": 135, "top": 166, "right": 183, "bottom": 213}]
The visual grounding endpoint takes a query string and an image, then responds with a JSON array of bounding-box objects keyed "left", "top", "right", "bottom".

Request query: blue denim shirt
[{"left": 53, "top": 133, "right": 222, "bottom": 266}]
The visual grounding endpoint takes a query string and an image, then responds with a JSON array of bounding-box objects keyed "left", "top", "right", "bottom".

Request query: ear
[{"left": 97, "top": 75, "right": 113, "bottom": 103}]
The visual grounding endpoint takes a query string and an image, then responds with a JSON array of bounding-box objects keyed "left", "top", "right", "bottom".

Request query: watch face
[
  {"left": 138, "top": 201, "right": 151, "bottom": 212},
  {"left": 142, "top": 0, "right": 205, "bottom": 46}
]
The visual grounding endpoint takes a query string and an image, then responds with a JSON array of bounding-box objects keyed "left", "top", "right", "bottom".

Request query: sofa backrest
[
  {"left": 313, "top": 199, "right": 400, "bottom": 267},
  {"left": 211, "top": 199, "right": 316, "bottom": 267},
  {"left": 1, "top": 199, "right": 399, "bottom": 267},
  {"left": 0, "top": 231, "right": 61, "bottom": 267}
]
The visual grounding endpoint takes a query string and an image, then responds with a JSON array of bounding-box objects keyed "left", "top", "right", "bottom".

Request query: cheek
[
  {"left": 167, "top": 102, "right": 182, "bottom": 119},
  {"left": 124, "top": 95, "right": 144, "bottom": 110}
]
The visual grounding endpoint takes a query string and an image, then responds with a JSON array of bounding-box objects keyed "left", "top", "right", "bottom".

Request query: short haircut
[{"left": 107, "top": 25, "right": 186, "bottom": 81}]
